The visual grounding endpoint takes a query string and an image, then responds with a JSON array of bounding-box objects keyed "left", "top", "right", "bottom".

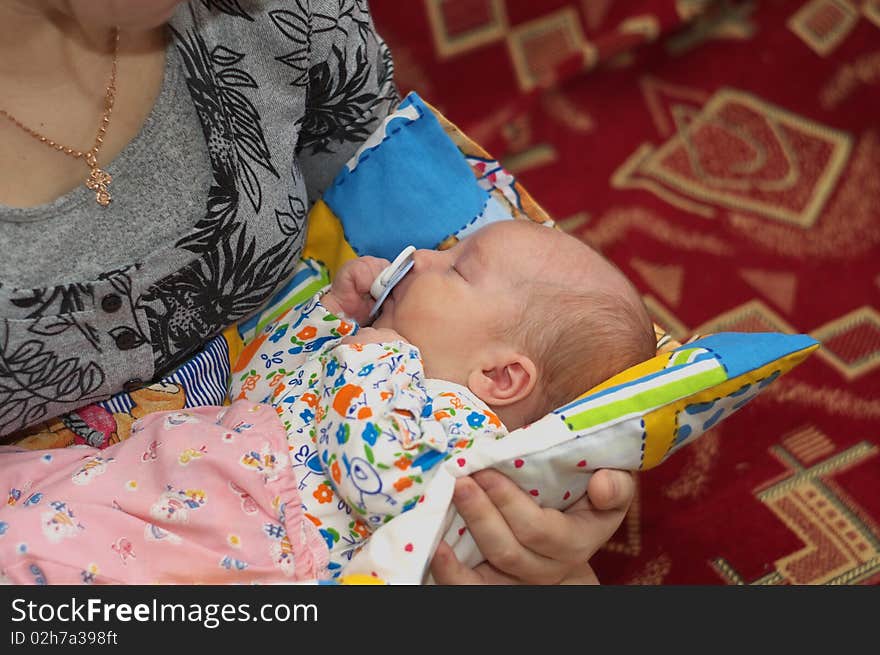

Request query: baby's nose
[{"left": 411, "top": 248, "right": 441, "bottom": 271}]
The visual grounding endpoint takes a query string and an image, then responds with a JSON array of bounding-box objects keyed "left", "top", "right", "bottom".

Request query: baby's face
[{"left": 372, "top": 221, "right": 530, "bottom": 382}]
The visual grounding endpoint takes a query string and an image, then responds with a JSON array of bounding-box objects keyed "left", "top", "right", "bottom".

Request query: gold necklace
[{"left": 0, "top": 27, "right": 120, "bottom": 207}]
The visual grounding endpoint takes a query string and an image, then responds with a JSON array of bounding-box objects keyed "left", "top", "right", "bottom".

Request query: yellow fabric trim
[
  {"left": 223, "top": 324, "right": 244, "bottom": 371},
  {"left": 575, "top": 351, "right": 674, "bottom": 400},
  {"left": 640, "top": 344, "right": 819, "bottom": 469},
  {"left": 642, "top": 406, "right": 677, "bottom": 471},
  {"left": 338, "top": 574, "right": 386, "bottom": 585},
  {"left": 302, "top": 200, "right": 358, "bottom": 280}
]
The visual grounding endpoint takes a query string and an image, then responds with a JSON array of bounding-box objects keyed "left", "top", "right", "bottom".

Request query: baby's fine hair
[{"left": 514, "top": 278, "right": 657, "bottom": 421}]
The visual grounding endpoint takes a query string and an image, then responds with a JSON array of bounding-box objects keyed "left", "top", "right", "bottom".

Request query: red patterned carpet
[{"left": 370, "top": 0, "right": 880, "bottom": 584}]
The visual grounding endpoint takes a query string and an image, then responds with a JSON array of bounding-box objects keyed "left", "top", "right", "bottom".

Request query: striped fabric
[
  {"left": 668, "top": 347, "right": 712, "bottom": 367},
  {"left": 175, "top": 334, "right": 232, "bottom": 408},
  {"left": 555, "top": 356, "right": 727, "bottom": 432},
  {"left": 97, "top": 333, "right": 231, "bottom": 414},
  {"left": 237, "top": 258, "right": 330, "bottom": 343}
]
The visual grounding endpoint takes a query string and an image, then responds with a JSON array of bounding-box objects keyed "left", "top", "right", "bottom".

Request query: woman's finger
[
  {"left": 469, "top": 470, "right": 588, "bottom": 564},
  {"left": 553, "top": 470, "right": 635, "bottom": 561},
  {"left": 452, "top": 474, "right": 571, "bottom": 584},
  {"left": 558, "top": 561, "right": 601, "bottom": 585},
  {"left": 431, "top": 542, "right": 536, "bottom": 585},
  {"left": 587, "top": 469, "right": 635, "bottom": 511},
  {"left": 470, "top": 468, "right": 635, "bottom": 564},
  {"left": 429, "top": 541, "right": 485, "bottom": 584}
]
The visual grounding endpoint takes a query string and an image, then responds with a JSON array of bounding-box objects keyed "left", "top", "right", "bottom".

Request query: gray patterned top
[{"left": 0, "top": 0, "right": 398, "bottom": 437}]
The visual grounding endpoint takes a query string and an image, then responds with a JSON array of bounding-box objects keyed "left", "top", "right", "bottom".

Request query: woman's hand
[
  {"left": 321, "top": 256, "right": 390, "bottom": 324},
  {"left": 430, "top": 468, "right": 634, "bottom": 585}
]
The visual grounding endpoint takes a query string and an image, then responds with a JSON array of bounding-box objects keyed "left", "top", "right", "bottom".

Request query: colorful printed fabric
[
  {"left": 0, "top": 401, "right": 327, "bottom": 585},
  {"left": 229, "top": 291, "right": 509, "bottom": 577}
]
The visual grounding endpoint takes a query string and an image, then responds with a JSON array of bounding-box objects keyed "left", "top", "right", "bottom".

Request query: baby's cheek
[{"left": 407, "top": 302, "right": 448, "bottom": 335}]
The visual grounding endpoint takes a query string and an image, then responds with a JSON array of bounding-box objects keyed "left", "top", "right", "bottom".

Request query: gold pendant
[{"left": 85, "top": 164, "right": 112, "bottom": 207}]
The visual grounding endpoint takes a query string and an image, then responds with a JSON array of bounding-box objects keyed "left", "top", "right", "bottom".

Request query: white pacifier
[{"left": 369, "top": 245, "right": 416, "bottom": 319}]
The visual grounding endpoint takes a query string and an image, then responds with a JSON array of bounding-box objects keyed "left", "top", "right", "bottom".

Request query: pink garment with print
[{"left": 0, "top": 401, "right": 328, "bottom": 585}]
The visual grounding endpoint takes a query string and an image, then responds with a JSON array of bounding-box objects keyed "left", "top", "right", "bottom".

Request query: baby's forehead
[
  {"left": 473, "top": 221, "right": 576, "bottom": 263},
  {"left": 467, "top": 220, "right": 629, "bottom": 290},
  {"left": 457, "top": 225, "right": 518, "bottom": 270},
  {"left": 465, "top": 220, "right": 553, "bottom": 255}
]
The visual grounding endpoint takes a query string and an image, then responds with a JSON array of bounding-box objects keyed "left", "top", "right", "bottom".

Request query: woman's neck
[
  {"left": 0, "top": 2, "right": 168, "bottom": 112},
  {"left": 0, "top": 1, "right": 169, "bottom": 208},
  {"left": 0, "top": 2, "right": 115, "bottom": 79}
]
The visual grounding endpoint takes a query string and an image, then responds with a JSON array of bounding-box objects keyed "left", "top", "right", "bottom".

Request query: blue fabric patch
[
  {"left": 455, "top": 194, "right": 513, "bottom": 239},
  {"left": 323, "top": 93, "right": 489, "bottom": 261},
  {"left": 675, "top": 423, "right": 692, "bottom": 445},
  {"left": 682, "top": 333, "right": 818, "bottom": 379},
  {"left": 702, "top": 408, "right": 725, "bottom": 431},
  {"left": 730, "top": 383, "right": 752, "bottom": 397},
  {"left": 685, "top": 400, "right": 716, "bottom": 415}
]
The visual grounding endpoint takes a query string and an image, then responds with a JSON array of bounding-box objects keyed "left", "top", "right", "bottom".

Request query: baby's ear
[{"left": 467, "top": 352, "right": 537, "bottom": 407}]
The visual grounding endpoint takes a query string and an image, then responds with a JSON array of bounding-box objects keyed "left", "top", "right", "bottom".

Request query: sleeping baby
[{"left": 0, "top": 219, "right": 656, "bottom": 584}]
